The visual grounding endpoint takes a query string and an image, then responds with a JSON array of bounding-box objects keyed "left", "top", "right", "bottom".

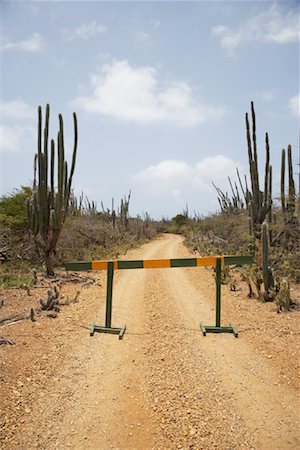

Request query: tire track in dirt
[
  {"left": 159, "top": 235, "right": 299, "bottom": 450},
  {"left": 142, "top": 270, "right": 255, "bottom": 449}
]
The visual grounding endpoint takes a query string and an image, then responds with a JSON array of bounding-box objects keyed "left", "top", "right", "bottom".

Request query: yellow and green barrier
[{"left": 65, "top": 255, "right": 253, "bottom": 339}]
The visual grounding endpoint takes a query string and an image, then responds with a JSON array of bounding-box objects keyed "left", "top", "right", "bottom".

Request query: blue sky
[{"left": 1, "top": 0, "right": 299, "bottom": 219}]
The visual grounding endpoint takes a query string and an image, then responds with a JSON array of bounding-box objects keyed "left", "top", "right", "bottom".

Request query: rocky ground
[{"left": 0, "top": 234, "right": 299, "bottom": 449}]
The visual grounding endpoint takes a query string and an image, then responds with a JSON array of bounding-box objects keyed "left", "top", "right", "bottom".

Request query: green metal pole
[
  {"left": 105, "top": 261, "right": 114, "bottom": 328},
  {"left": 215, "top": 258, "right": 221, "bottom": 327}
]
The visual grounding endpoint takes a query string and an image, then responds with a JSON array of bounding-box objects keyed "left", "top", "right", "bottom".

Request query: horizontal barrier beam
[{"left": 65, "top": 255, "right": 253, "bottom": 272}]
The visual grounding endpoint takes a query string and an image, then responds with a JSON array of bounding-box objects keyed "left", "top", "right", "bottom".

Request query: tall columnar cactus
[
  {"left": 245, "top": 102, "right": 272, "bottom": 266},
  {"left": 261, "top": 221, "right": 270, "bottom": 292},
  {"left": 281, "top": 145, "right": 296, "bottom": 218},
  {"left": 120, "top": 190, "right": 131, "bottom": 230},
  {"left": 287, "top": 144, "right": 296, "bottom": 215},
  {"left": 281, "top": 148, "right": 286, "bottom": 212},
  {"left": 27, "top": 104, "right": 78, "bottom": 276}
]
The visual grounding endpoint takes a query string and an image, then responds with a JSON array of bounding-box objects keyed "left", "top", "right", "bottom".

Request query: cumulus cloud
[
  {"left": 1, "top": 99, "right": 35, "bottom": 120},
  {"left": 132, "top": 156, "right": 242, "bottom": 216},
  {"left": 288, "top": 94, "right": 299, "bottom": 116},
  {"left": 0, "top": 33, "right": 43, "bottom": 52},
  {"left": 135, "top": 156, "right": 240, "bottom": 188},
  {"left": 63, "top": 21, "right": 107, "bottom": 41},
  {"left": 73, "top": 59, "right": 226, "bottom": 127},
  {"left": 212, "top": 4, "right": 299, "bottom": 55},
  {"left": 0, "top": 125, "right": 35, "bottom": 152}
]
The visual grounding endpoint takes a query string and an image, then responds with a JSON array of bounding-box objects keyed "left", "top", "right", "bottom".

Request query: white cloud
[
  {"left": 0, "top": 33, "right": 43, "bottom": 52},
  {"left": 133, "top": 156, "right": 242, "bottom": 215},
  {"left": 0, "top": 125, "right": 35, "bottom": 152},
  {"left": 288, "top": 94, "right": 299, "bottom": 116},
  {"left": 63, "top": 21, "right": 107, "bottom": 41},
  {"left": 212, "top": 4, "right": 299, "bottom": 55},
  {"left": 73, "top": 59, "right": 226, "bottom": 127},
  {"left": 1, "top": 100, "right": 36, "bottom": 120},
  {"left": 135, "top": 156, "right": 240, "bottom": 188}
]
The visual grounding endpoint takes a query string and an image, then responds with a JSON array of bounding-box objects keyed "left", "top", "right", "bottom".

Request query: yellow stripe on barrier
[
  {"left": 197, "top": 257, "right": 216, "bottom": 266},
  {"left": 144, "top": 259, "right": 171, "bottom": 269},
  {"left": 92, "top": 261, "right": 108, "bottom": 270},
  {"left": 196, "top": 256, "right": 225, "bottom": 267}
]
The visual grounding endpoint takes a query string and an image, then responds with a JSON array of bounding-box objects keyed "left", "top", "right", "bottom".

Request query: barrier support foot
[
  {"left": 200, "top": 322, "right": 238, "bottom": 338},
  {"left": 90, "top": 323, "right": 126, "bottom": 339}
]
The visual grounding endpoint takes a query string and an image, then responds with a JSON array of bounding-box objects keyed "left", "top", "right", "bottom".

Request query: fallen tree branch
[
  {"left": 0, "top": 337, "right": 15, "bottom": 345},
  {"left": 0, "top": 312, "right": 28, "bottom": 327}
]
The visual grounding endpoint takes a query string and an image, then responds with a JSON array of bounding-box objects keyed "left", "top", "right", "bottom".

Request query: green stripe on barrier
[
  {"left": 117, "top": 260, "right": 144, "bottom": 270},
  {"left": 65, "top": 262, "right": 92, "bottom": 271},
  {"left": 224, "top": 255, "right": 254, "bottom": 265},
  {"left": 170, "top": 258, "right": 197, "bottom": 267}
]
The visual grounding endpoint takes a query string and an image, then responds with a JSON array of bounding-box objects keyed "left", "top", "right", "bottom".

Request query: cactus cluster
[
  {"left": 27, "top": 104, "right": 78, "bottom": 276},
  {"left": 245, "top": 102, "right": 272, "bottom": 266},
  {"left": 213, "top": 168, "right": 250, "bottom": 214},
  {"left": 120, "top": 190, "right": 131, "bottom": 230},
  {"left": 100, "top": 191, "right": 131, "bottom": 230}
]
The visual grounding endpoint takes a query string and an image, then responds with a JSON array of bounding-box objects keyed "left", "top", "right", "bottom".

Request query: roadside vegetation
[
  {"left": 1, "top": 102, "right": 298, "bottom": 316},
  {"left": 169, "top": 102, "right": 299, "bottom": 312},
  {"left": 0, "top": 186, "right": 166, "bottom": 288},
  {"left": 0, "top": 104, "right": 167, "bottom": 289}
]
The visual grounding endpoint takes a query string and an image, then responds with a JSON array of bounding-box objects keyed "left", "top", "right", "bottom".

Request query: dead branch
[
  {"left": 0, "top": 312, "right": 28, "bottom": 327},
  {"left": 0, "top": 337, "right": 15, "bottom": 345}
]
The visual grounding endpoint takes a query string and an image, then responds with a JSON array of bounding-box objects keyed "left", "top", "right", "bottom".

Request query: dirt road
[{"left": 1, "top": 234, "right": 299, "bottom": 449}]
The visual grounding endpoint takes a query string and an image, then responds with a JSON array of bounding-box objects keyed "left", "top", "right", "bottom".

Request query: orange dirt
[{"left": 0, "top": 234, "right": 299, "bottom": 449}]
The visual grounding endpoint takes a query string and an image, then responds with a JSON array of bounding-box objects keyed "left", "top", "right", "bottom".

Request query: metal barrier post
[
  {"left": 200, "top": 257, "right": 238, "bottom": 337},
  {"left": 105, "top": 262, "right": 114, "bottom": 328},
  {"left": 215, "top": 257, "right": 221, "bottom": 328},
  {"left": 90, "top": 261, "right": 126, "bottom": 339}
]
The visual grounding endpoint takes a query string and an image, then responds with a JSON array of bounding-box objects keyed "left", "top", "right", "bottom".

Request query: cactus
[
  {"left": 120, "top": 190, "right": 131, "bottom": 229},
  {"left": 27, "top": 104, "right": 78, "bottom": 276},
  {"left": 287, "top": 144, "right": 296, "bottom": 215},
  {"left": 212, "top": 175, "right": 245, "bottom": 214},
  {"left": 261, "top": 221, "right": 269, "bottom": 291},
  {"left": 281, "top": 145, "right": 297, "bottom": 218},
  {"left": 245, "top": 102, "right": 272, "bottom": 266},
  {"left": 261, "top": 221, "right": 274, "bottom": 300},
  {"left": 281, "top": 148, "right": 286, "bottom": 212}
]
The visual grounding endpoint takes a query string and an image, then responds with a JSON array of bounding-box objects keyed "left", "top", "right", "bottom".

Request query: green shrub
[{"left": 0, "top": 186, "right": 31, "bottom": 230}]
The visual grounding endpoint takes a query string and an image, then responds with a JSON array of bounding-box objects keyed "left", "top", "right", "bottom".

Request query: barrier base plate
[
  {"left": 90, "top": 323, "right": 126, "bottom": 339},
  {"left": 200, "top": 322, "right": 238, "bottom": 338}
]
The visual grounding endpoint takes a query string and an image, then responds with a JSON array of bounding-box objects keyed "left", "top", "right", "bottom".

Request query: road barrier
[{"left": 65, "top": 255, "right": 253, "bottom": 339}]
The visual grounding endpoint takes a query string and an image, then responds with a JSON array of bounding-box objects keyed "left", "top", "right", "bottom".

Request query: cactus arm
[
  {"left": 281, "top": 148, "right": 286, "bottom": 212},
  {"left": 263, "top": 133, "right": 270, "bottom": 209},
  {"left": 268, "top": 165, "right": 273, "bottom": 224},
  {"left": 261, "top": 221, "right": 270, "bottom": 292},
  {"left": 287, "top": 144, "right": 296, "bottom": 214},
  {"left": 69, "top": 112, "right": 78, "bottom": 180},
  {"left": 50, "top": 139, "right": 55, "bottom": 203}
]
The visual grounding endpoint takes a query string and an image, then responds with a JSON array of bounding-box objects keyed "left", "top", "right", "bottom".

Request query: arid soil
[{"left": 0, "top": 234, "right": 299, "bottom": 450}]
